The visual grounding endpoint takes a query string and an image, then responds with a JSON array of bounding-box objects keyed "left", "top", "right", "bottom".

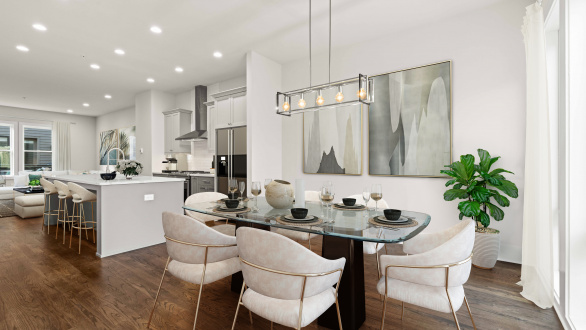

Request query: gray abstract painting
[
  {"left": 369, "top": 61, "right": 451, "bottom": 176},
  {"left": 304, "top": 104, "right": 362, "bottom": 175}
]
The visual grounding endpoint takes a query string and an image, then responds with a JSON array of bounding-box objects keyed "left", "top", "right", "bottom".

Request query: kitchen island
[{"left": 49, "top": 174, "right": 184, "bottom": 257}]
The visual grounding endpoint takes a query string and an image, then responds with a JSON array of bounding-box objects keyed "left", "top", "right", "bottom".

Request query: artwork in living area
[
  {"left": 304, "top": 103, "right": 362, "bottom": 175},
  {"left": 369, "top": 61, "right": 452, "bottom": 177},
  {"left": 99, "top": 126, "right": 136, "bottom": 165}
]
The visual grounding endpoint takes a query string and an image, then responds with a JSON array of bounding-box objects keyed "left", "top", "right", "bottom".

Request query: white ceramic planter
[
  {"left": 472, "top": 230, "right": 500, "bottom": 269},
  {"left": 265, "top": 180, "right": 294, "bottom": 209}
]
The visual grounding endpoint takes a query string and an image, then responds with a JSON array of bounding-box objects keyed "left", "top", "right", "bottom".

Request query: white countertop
[{"left": 49, "top": 174, "right": 185, "bottom": 186}]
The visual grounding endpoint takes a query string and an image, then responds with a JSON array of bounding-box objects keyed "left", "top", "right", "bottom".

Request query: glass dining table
[{"left": 184, "top": 198, "right": 431, "bottom": 330}]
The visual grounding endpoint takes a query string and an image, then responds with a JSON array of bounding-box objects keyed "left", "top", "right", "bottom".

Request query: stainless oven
[{"left": 153, "top": 172, "right": 190, "bottom": 201}]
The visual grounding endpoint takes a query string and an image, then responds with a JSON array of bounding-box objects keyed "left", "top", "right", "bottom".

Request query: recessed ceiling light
[
  {"left": 175, "top": 66, "right": 184, "bottom": 73},
  {"left": 32, "top": 23, "right": 47, "bottom": 31},
  {"left": 213, "top": 51, "right": 223, "bottom": 58},
  {"left": 67, "top": 109, "right": 73, "bottom": 113},
  {"left": 147, "top": 78, "right": 155, "bottom": 83},
  {"left": 114, "top": 48, "right": 125, "bottom": 55},
  {"left": 83, "top": 103, "right": 89, "bottom": 107},
  {"left": 90, "top": 64, "right": 100, "bottom": 70},
  {"left": 104, "top": 94, "right": 112, "bottom": 99},
  {"left": 150, "top": 26, "right": 162, "bottom": 34},
  {"left": 16, "top": 45, "right": 29, "bottom": 52}
]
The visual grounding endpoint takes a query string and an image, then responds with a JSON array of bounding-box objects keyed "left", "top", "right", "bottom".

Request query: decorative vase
[
  {"left": 265, "top": 180, "right": 294, "bottom": 209},
  {"left": 125, "top": 174, "right": 134, "bottom": 180},
  {"left": 472, "top": 229, "right": 500, "bottom": 269}
]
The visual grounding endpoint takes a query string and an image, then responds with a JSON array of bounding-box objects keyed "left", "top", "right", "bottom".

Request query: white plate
[
  {"left": 376, "top": 215, "right": 409, "bottom": 223},
  {"left": 217, "top": 206, "right": 245, "bottom": 212},
  {"left": 335, "top": 203, "right": 365, "bottom": 209},
  {"left": 283, "top": 215, "right": 316, "bottom": 222}
]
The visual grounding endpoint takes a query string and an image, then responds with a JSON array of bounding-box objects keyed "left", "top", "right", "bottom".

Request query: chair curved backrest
[
  {"left": 162, "top": 212, "right": 237, "bottom": 265},
  {"left": 381, "top": 219, "right": 475, "bottom": 287},
  {"left": 53, "top": 180, "right": 71, "bottom": 198},
  {"left": 67, "top": 182, "right": 96, "bottom": 202},
  {"left": 346, "top": 194, "right": 389, "bottom": 209},
  {"left": 237, "top": 227, "right": 345, "bottom": 300},
  {"left": 40, "top": 177, "right": 57, "bottom": 194},
  {"left": 305, "top": 191, "right": 321, "bottom": 203},
  {"left": 184, "top": 192, "right": 229, "bottom": 222}
]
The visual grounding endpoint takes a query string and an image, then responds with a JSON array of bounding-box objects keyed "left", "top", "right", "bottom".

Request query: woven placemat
[
  {"left": 276, "top": 216, "right": 323, "bottom": 227},
  {"left": 368, "top": 217, "right": 418, "bottom": 228},
  {"left": 332, "top": 204, "right": 366, "bottom": 211},
  {"left": 213, "top": 207, "right": 251, "bottom": 214}
]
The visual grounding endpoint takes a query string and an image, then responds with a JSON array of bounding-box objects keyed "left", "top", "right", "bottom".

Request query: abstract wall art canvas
[
  {"left": 118, "top": 126, "right": 136, "bottom": 160},
  {"left": 369, "top": 61, "right": 452, "bottom": 177},
  {"left": 304, "top": 104, "right": 362, "bottom": 175},
  {"left": 99, "top": 126, "right": 136, "bottom": 166},
  {"left": 99, "top": 129, "right": 118, "bottom": 166}
]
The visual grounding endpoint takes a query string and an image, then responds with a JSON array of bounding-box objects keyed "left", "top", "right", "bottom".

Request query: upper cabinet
[
  {"left": 205, "top": 101, "right": 216, "bottom": 151},
  {"left": 163, "top": 109, "right": 192, "bottom": 154},
  {"left": 211, "top": 86, "right": 246, "bottom": 129}
]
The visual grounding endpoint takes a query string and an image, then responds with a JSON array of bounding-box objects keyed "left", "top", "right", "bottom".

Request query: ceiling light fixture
[
  {"left": 67, "top": 109, "right": 73, "bottom": 113},
  {"left": 16, "top": 45, "right": 29, "bottom": 52},
  {"left": 150, "top": 26, "right": 162, "bottom": 34},
  {"left": 104, "top": 94, "right": 112, "bottom": 99},
  {"left": 276, "top": 0, "right": 372, "bottom": 115},
  {"left": 114, "top": 48, "right": 125, "bottom": 55},
  {"left": 83, "top": 103, "right": 89, "bottom": 107},
  {"left": 90, "top": 64, "right": 100, "bottom": 70},
  {"left": 175, "top": 66, "right": 184, "bottom": 73},
  {"left": 32, "top": 23, "right": 47, "bottom": 31},
  {"left": 213, "top": 51, "right": 222, "bottom": 58},
  {"left": 146, "top": 78, "right": 155, "bottom": 83}
]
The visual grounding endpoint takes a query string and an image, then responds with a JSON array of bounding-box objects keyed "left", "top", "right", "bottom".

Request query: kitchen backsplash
[{"left": 174, "top": 141, "right": 214, "bottom": 171}]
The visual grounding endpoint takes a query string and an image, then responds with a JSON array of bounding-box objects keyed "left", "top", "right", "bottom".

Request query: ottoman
[{"left": 14, "top": 194, "right": 45, "bottom": 219}]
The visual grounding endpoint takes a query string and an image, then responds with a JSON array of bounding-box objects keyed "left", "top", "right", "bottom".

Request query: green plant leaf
[
  {"left": 486, "top": 202, "right": 505, "bottom": 221},
  {"left": 459, "top": 212, "right": 464, "bottom": 220},
  {"left": 489, "top": 157, "right": 501, "bottom": 168},
  {"left": 466, "top": 180, "right": 478, "bottom": 192},
  {"left": 453, "top": 183, "right": 463, "bottom": 189},
  {"left": 492, "top": 192, "right": 510, "bottom": 207},
  {"left": 489, "top": 168, "right": 514, "bottom": 176},
  {"left": 471, "top": 186, "right": 492, "bottom": 202},
  {"left": 444, "top": 189, "right": 469, "bottom": 201},
  {"left": 440, "top": 170, "right": 458, "bottom": 178},
  {"left": 478, "top": 149, "right": 491, "bottom": 172},
  {"left": 445, "top": 179, "right": 457, "bottom": 187},
  {"left": 490, "top": 179, "right": 518, "bottom": 198},
  {"left": 448, "top": 161, "right": 469, "bottom": 181},
  {"left": 458, "top": 201, "right": 481, "bottom": 217},
  {"left": 460, "top": 154, "right": 475, "bottom": 180},
  {"left": 477, "top": 211, "right": 491, "bottom": 227}
]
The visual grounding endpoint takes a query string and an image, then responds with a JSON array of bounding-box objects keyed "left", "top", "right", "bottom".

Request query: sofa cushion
[
  {"left": 14, "top": 195, "right": 45, "bottom": 207},
  {"left": 13, "top": 175, "right": 29, "bottom": 187}
]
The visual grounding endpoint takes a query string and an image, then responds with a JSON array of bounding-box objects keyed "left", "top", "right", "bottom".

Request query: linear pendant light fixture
[{"left": 276, "top": 0, "right": 373, "bottom": 116}]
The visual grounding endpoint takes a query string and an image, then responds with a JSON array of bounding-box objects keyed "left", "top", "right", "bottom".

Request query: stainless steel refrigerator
[{"left": 216, "top": 126, "right": 247, "bottom": 198}]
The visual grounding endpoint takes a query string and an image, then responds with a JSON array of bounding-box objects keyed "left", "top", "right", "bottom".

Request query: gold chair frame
[
  {"left": 380, "top": 254, "right": 477, "bottom": 330},
  {"left": 232, "top": 257, "right": 344, "bottom": 330},
  {"left": 69, "top": 201, "right": 96, "bottom": 254},
  {"left": 147, "top": 236, "right": 237, "bottom": 330},
  {"left": 56, "top": 197, "right": 75, "bottom": 243},
  {"left": 42, "top": 192, "right": 59, "bottom": 234}
]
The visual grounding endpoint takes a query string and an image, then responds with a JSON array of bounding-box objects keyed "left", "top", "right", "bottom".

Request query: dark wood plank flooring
[{"left": 0, "top": 216, "right": 562, "bottom": 329}]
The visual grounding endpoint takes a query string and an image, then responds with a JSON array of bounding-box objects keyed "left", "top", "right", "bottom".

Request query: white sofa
[{"left": 14, "top": 194, "right": 45, "bottom": 218}]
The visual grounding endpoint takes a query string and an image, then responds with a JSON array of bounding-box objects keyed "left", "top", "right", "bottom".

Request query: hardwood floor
[{"left": 0, "top": 215, "right": 562, "bottom": 329}]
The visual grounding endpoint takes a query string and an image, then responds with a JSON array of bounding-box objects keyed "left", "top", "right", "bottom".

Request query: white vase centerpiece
[
  {"left": 265, "top": 180, "right": 294, "bottom": 209},
  {"left": 116, "top": 160, "right": 143, "bottom": 179}
]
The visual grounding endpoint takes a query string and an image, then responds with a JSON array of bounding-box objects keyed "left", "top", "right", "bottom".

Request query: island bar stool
[
  {"left": 40, "top": 177, "right": 59, "bottom": 234},
  {"left": 53, "top": 180, "right": 74, "bottom": 244},
  {"left": 67, "top": 182, "right": 97, "bottom": 254}
]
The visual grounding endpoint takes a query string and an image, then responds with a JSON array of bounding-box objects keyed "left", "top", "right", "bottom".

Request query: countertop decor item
[
  {"left": 442, "top": 149, "right": 518, "bottom": 269},
  {"left": 290, "top": 208, "right": 309, "bottom": 219},
  {"left": 383, "top": 209, "right": 401, "bottom": 220},
  {"left": 342, "top": 198, "right": 356, "bottom": 206},
  {"left": 116, "top": 160, "right": 143, "bottom": 179},
  {"left": 265, "top": 180, "right": 294, "bottom": 209},
  {"left": 100, "top": 172, "right": 117, "bottom": 181},
  {"left": 224, "top": 199, "right": 240, "bottom": 209}
]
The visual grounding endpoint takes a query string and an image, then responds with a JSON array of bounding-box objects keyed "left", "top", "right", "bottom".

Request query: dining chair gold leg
[
  {"left": 248, "top": 310, "right": 253, "bottom": 325},
  {"left": 147, "top": 256, "right": 170, "bottom": 328},
  {"left": 401, "top": 301, "right": 405, "bottom": 320},
  {"left": 384, "top": 243, "right": 388, "bottom": 255},
  {"left": 308, "top": 235, "right": 312, "bottom": 252},
  {"left": 335, "top": 298, "right": 343, "bottom": 330},
  {"left": 380, "top": 296, "right": 388, "bottom": 330},
  {"left": 446, "top": 289, "right": 461, "bottom": 330},
  {"left": 231, "top": 282, "right": 246, "bottom": 330},
  {"left": 376, "top": 250, "right": 384, "bottom": 302},
  {"left": 270, "top": 321, "right": 273, "bottom": 330},
  {"left": 192, "top": 264, "right": 207, "bottom": 330},
  {"left": 464, "top": 295, "right": 477, "bottom": 330}
]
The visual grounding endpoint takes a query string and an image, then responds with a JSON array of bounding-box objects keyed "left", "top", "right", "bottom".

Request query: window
[
  {"left": 0, "top": 123, "right": 14, "bottom": 175},
  {"left": 22, "top": 126, "right": 52, "bottom": 171}
]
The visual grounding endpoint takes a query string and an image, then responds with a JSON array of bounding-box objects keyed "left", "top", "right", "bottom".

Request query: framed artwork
[
  {"left": 118, "top": 126, "right": 136, "bottom": 160},
  {"left": 368, "top": 61, "right": 452, "bottom": 177},
  {"left": 99, "top": 129, "right": 118, "bottom": 166},
  {"left": 303, "top": 103, "right": 362, "bottom": 175}
]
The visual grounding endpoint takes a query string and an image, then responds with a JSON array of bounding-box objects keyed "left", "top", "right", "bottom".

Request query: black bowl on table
[
  {"left": 342, "top": 198, "right": 356, "bottom": 206},
  {"left": 290, "top": 208, "right": 309, "bottom": 219},
  {"left": 384, "top": 209, "right": 402, "bottom": 220},
  {"left": 225, "top": 199, "right": 240, "bottom": 209},
  {"left": 100, "top": 172, "right": 117, "bottom": 180}
]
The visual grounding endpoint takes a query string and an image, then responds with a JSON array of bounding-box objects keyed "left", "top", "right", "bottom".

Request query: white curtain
[
  {"left": 53, "top": 122, "right": 71, "bottom": 171},
  {"left": 517, "top": 2, "right": 553, "bottom": 309}
]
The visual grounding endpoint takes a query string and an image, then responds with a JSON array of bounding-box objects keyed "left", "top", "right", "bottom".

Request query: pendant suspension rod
[
  {"left": 329, "top": 0, "right": 332, "bottom": 84},
  {"left": 309, "top": 0, "right": 312, "bottom": 87}
]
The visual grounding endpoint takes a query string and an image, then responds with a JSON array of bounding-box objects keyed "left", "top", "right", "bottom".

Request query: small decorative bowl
[
  {"left": 100, "top": 172, "right": 117, "bottom": 180},
  {"left": 342, "top": 198, "right": 356, "bottom": 206},
  {"left": 290, "top": 208, "right": 309, "bottom": 219},
  {"left": 384, "top": 209, "right": 402, "bottom": 220},
  {"left": 225, "top": 199, "right": 240, "bottom": 209}
]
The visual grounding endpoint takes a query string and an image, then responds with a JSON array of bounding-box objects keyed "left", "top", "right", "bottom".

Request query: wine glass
[
  {"left": 371, "top": 184, "right": 382, "bottom": 212},
  {"left": 320, "top": 186, "right": 335, "bottom": 222},
  {"left": 362, "top": 187, "right": 371, "bottom": 210},
  {"left": 264, "top": 179, "right": 272, "bottom": 190},
  {"left": 228, "top": 179, "right": 238, "bottom": 199},
  {"left": 251, "top": 181, "right": 261, "bottom": 212},
  {"left": 239, "top": 181, "right": 245, "bottom": 201}
]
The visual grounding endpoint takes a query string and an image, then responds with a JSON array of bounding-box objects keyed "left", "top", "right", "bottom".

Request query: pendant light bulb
[
  {"left": 298, "top": 94, "right": 306, "bottom": 108},
  {"left": 335, "top": 86, "right": 344, "bottom": 103},
  {"left": 282, "top": 96, "right": 290, "bottom": 112},
  {"left": 316, "top": 90, "right": 325, "bottom": 106},
  {"left": 357, "top": 88, "right": 367, "bottom": 100}
]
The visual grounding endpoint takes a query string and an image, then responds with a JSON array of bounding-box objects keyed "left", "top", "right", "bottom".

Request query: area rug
[{"left": 0, "top": 199, "right": 17, "bottom": 217}]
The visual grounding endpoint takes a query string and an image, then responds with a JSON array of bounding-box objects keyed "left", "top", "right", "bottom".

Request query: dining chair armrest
[{"left": 402, "top": 233, "right": 440, "bottom": 255}]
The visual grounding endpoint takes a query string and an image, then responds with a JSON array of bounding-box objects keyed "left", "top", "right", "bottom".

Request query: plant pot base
[{"left": 472, "top": 230, "right": 500, "bottom": 269}]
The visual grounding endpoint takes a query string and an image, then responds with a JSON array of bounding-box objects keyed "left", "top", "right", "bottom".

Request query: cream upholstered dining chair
[
  {"left": 270, "top": 190, "right": 321, "bottom": 251},
  {"left": 378, "top": 219, "right": 477, "bottom": 330},
  {"left": 148, "top": 212, "right": 241, "bottom": 329},
  {"left": 40, "top": 177, "right": 59, "bottom": 234},
  {"left": 232, "top": 227, "right": 345, "bottom": 330},
  {"left": 185, "top": 192, "right": 235, "bottom": 236},
  {"left": 67, "top": 182, "right": 97, "bottom": 254}
]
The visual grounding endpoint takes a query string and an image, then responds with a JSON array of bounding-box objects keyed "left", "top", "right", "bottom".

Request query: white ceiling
[{"left": 0, "top": 0, "right": 505, "bottom": 117}]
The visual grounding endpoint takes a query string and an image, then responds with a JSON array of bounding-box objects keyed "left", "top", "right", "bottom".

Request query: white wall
[
  {"left": 0, "top": 105, "right": 96, "bottom": 171},
  {"left": 280, "top": 0, "right": 531, "bottom": 263}
]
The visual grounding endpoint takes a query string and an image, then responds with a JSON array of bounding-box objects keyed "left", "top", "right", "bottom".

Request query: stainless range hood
[{"left": 176, "top": 85, "right": 208, "bottom": 141}]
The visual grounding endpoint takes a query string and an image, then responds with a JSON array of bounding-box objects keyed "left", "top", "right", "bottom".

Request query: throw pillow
[{"left": 13, "top": 175, "right": 28, "bottom": 187}]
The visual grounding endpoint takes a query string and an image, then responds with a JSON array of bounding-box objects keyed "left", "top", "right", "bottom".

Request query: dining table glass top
[{"left": 183, "top": 198, "right": 431, "bottom": 244}]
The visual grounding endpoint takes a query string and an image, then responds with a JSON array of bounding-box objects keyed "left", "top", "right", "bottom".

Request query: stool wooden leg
[
  {"left": 69, "top": 203, "right": 75, "bottom": 248},
  {"left": 91, "top": 201, "right": 95, "bottom": 243},
  {"left": 47, "top": 195, "right": 51, "bottom": 235},
  {"left": 81, "top": 203, "right": 89, "bottom": 240},
  {"left": 42, "top": 194, "right": 47, "bottom": 233},
  {"left": 63, "top": 201, "right": 69, "bottom": 244},
  {"left": 56, "top": 199, "right": 62, "bottom": 239}
]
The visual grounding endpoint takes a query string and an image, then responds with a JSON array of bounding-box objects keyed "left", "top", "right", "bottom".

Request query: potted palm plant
[{"left": 441, "top": 149, "right": 518, "bottom": 269}]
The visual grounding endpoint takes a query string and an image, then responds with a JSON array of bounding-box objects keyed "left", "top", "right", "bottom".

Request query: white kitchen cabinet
[
  {"left": 211, "top": 86, "right": 246, "bottom": 129},
  {"left": 163, "top": 109, "right": 192, "bottom": 154},
  {"left": 205, "top": 101, "right": 216, "bottom": 151}
]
